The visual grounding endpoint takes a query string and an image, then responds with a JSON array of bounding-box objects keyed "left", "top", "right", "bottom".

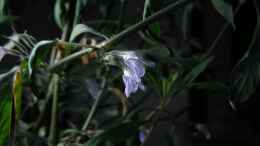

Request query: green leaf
[
  {"left": 84, "top": 122, "right": 139, "bottom": 146},
  {"left": 230, "top": 15, "right": 260, "bottom": 103},
  {"left": 190, "top": 82, "right": 229, "bottom": 95},
  {"left": 149, "top": 22, "right": 160, "bottom": 36},
  {"left": 54, "top": 0, "right": 69, "bottom": 29},
  {"left": 211, "top": 0, "right": 235, "bottom": 29},
  {"left": 0, "top": 83, "right": 12, "bottom": 146},
  {"left": 166, "top": 72, "right": 179, "bottom": 97},
  {"left": 73, "top": 0, "right": 89, "bottom": 26},
  {"left": 0, "top": 0, "right": 7, "bottom": 16},
  {"left": 69, "top": 24, "right": 108, "bottom": 42},
  {"left": 143, "top": 0, "right": 150, "bottom": 20},
  {"left": 28, "top": 40, "right": 55, "bottom": 75},
  {"left": 0, "top": 0, "right": 16, "bottom": 24},
  {"left": 183, "top": 56, "right": 214, "bottom": 86}
]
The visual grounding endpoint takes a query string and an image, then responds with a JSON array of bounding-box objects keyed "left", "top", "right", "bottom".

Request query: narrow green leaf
[
  {"left": 54, "top": 0, "right": 68, "bottom": 29},
  {"left": 162, "top": 79, "right": 168, "bottom": 98},
  {"left": 73, "top": 0, "right": 89, "bottom": 26},
  {"left": 143, "top": 0, "right": 150, "bottom": 20},
  {"left": 0, "top": 0, "right": 7, "bottom": 16},
  {"left": 184, "top": 56, "right": 214, "bottom": 86},
  {"left": 211, "top": 0, "right": 235, "bottom": 29},
  {"left": 166, "top": 72, "right": 179, "bottom": 97}
]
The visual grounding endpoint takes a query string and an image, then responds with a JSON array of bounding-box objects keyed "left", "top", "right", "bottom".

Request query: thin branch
[
  {"left": 49, "top": 0, "right": 190, "bottom": 72},
  {"left": 0, "top": 66, "right": 19, "bottom": 83},
  {"left": 98, "top": 0, "right": 190, "bottom": 48},
  {"left": 81, "top": 79, "right": 106, "bottom": 131},
  {"left": 48, "top": 74, "right": 59, "bottom": 146}
]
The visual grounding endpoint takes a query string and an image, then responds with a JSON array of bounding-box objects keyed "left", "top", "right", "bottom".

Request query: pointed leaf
[
  {"left": 211, "top": 0, "right": 235, "bottom": 29},
  {"left": 183, "top": 56, "right": 214, "bottom": 86}
]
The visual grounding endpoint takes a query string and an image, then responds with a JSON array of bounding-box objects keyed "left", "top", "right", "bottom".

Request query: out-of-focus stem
[{"left": 48, "top": 74, "right": 59, "bottom": 146}]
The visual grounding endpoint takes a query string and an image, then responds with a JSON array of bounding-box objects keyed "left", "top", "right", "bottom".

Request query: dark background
[{"left": 1, "top": 0, "right": 260, "bottom": 146}]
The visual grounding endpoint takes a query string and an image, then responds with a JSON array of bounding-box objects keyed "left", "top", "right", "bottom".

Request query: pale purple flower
[
  {"left": 139, "top": 128, "right": 150, "bottom": 144},
  {"left": 103, "top": 50, "right": 154, "bottom": 97}
]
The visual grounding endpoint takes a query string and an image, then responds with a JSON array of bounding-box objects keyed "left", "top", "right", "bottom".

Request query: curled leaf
[
  {"left": 69, "top": 24, "right": 108, "bottom": 42},
  {"left": 28, "top": 40, "right": 55, "bottom": 75}
]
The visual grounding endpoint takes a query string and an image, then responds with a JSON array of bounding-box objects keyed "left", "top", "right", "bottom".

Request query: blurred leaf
[
  {"left": 0, "top": 0, "right": 16, "bottom": 24},
  {"left": 183, "top": 56, "right": 214, "bottom": 86},
  {"left": 230, "top": 13, "right": 260, "bottom": 103},
  {"left": 28, "top": 40, "right": 55, "bottom": 75},
  {"left": 69, "top": 24, "right": 108, "bottom": 42},
  {"left": 74, "top": 0, "right": 89, "bottom": 26},
  {"left": 182, "top": 3, "right": 193, "bottom": 40},
  {"left": 84, "top": 122, "right": 139, "bottom": 146},
  {"left": 0, "top": 83, "right": 12, "bottom": 146},
  {"left": 211, "top": 0, "right": 235, "bottom": 29},
  {"left": 165, "top": 72, "right": 179, "bottom": 97},
  {"left": 54, "top": 0, "right": 69, "bottom": 29},
  {"left": 149, "top": 22, "right": 160, "bottom": 36},
  {"left": 0, "top": 0, "right": 7, "bottom": 16},
  {"left": 143, "top": 0, "right": 150, "bottom": 20}
]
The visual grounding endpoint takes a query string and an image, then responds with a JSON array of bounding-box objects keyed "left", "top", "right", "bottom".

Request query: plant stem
[
  {"left": 0, "top": 66, "right": 19, "bottom": 83},
  {"left": 81, "top": 93, "right": 101, "bottom": 131},
  {"left": 48, "top": 48, "right": 93, "bottom": 71},
  {"left": 48, "top": 23, "right": 69, "bottom": 146},
  {"left": 49, "top": 0, "right": 190, "bottom": 71},
  {"left": 48, "top": 74, "right": 59, "bottom": 146},
  {"left": 98, "top": 0, "right": 190, "bottom": 47},
  {"left": 82, "top": 79, "right": 106, "bottom": 131},
  {"left": 75, "top": 79, "right": 106, "bottom": 143}
]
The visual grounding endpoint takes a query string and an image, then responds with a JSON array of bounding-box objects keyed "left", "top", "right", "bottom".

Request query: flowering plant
[{"left": 0, "top": 0, "right": 257, "bottom": 146}]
